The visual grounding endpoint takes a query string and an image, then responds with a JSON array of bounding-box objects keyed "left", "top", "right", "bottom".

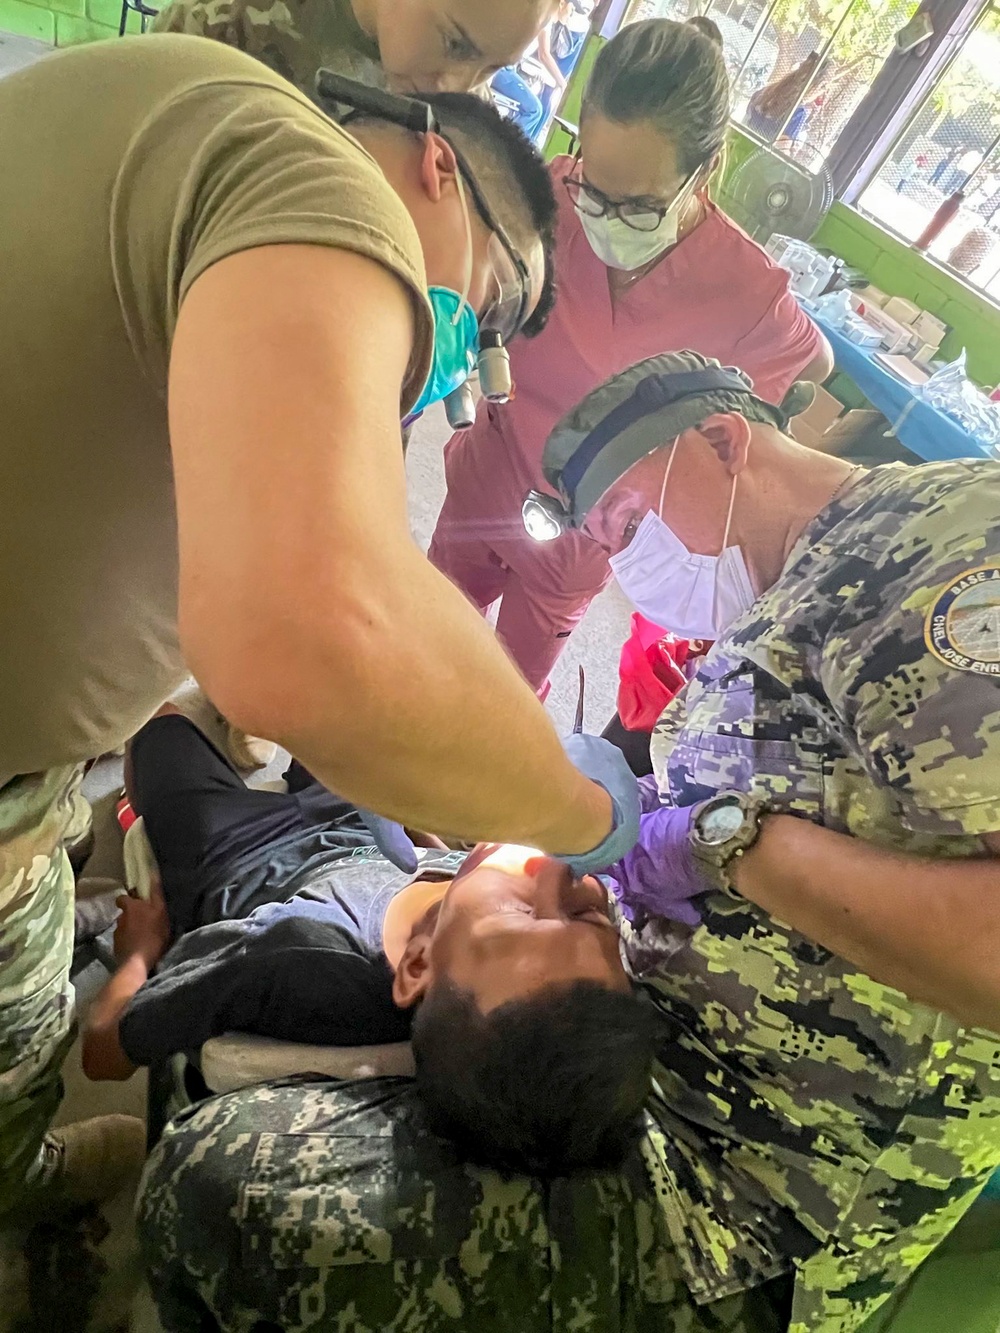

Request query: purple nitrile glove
[
  {"left": 636, "top": 774, "right": 662, "bottom": 815},
  {"left": 357, "top": 809, "right": 418, "bottom": 876},
  {"left": 607, "top": 803, "right": 709, "bottom": 927}
]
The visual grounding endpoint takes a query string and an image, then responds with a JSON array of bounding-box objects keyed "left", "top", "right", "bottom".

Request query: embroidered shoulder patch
[{"left": 925, "top": 564, "right": 1000, "bottom": 676}]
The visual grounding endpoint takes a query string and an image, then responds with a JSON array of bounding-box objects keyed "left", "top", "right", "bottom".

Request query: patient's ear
[{"left": 393, "top": 935, "right": 434, "bottom": 1008}]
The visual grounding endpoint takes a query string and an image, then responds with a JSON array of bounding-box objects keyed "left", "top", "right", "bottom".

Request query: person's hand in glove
[
  {"left": 557, "top": 733, "right": 641, "bottom": 877},
  {"left": 357, "top": 809, "right": 418, "bottom": 875},
  {"left": 607, "top": 804, "right": 708, "bottom": 927}
]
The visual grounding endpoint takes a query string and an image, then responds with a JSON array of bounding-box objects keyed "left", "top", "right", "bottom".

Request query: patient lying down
[{"left": 83, "top": 711, "right": 654, "bottom": 1174}]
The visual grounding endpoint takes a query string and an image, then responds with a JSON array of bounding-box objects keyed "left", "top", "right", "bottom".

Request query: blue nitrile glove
[
  {"left": 357, "top": 809, "right": 418, "bottom": 875},
  {"left": 557, "top": 733, "right": 641, "bottom": 877},
  {"left": 607, "top": 804, "right": 708, "bottom": 927}
]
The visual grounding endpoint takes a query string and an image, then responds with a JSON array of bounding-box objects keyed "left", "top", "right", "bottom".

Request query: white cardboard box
[
  {"left": 883, "top": 296, "right": 921, "bottom": 326},
  {"left": 912, "top": 310, "right": 947, "bottom": 347},
  {"left": 860, "top": 306, "right": 917, "bottom": 354},
  {"left": 857, "top": 285, "right": 889, "bottom": 310}
]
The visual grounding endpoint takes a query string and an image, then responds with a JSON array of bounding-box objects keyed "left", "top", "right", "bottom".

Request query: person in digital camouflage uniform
[
  {"left": 152, "top": 0, "right": 557, "bottom": 99},
  {"left": 138, "top": 352, "right": 1000, "bottom": 1333}
]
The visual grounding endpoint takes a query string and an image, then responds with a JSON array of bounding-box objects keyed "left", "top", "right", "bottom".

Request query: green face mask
[
  {"left": 410, "top": 287, "right": 479, "bottom": 415},
  {"left": 410, "top": 168, "right": 479, "bottom": 416}
]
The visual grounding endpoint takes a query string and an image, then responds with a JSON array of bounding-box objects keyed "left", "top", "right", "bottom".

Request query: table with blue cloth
[{"left": 810, "top": 312, "right": 995, "bottom": 463}]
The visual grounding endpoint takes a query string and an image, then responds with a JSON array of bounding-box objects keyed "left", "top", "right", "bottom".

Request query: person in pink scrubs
[{"left": 429, "top": 17, "right": 833, "bottom": 695}]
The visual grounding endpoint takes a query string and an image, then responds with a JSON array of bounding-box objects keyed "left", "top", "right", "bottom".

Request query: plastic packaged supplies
[
  {"left": 809, "top": 289, "right": 853, "bottom": 330},
  {"left": 920, "top": 351, "right": 1000, "bottom": 451}
]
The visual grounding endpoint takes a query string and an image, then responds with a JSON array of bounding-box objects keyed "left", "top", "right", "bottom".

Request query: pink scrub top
[{"left": 470, "top": 156, "right": 824, "bottom": 505}]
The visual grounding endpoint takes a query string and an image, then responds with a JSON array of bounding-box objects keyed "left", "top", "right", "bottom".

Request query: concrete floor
[{"left": 0, "top": 31, "right": 50, "bottom": 78}]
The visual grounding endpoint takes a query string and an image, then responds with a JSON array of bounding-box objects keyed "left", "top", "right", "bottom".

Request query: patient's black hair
[{"left": 412, "top": 980, "right": 656, "bottom": 1175}]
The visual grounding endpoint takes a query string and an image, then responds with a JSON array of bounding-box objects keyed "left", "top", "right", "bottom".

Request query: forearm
[
  {"left": 200, "top": 539, "right": 611, "bottom": 853},
  {"left": 82, "top": 954, "right": 148, "bottom": 1081},
  {"left": 537, "top": 33, "right": 564, "bottom": 85},
  {"left": 801, "top": 333, "right": 834, "bottom": 384},
  {"left": 735, "top": 816, "right": 1000, "bottom": 1030}
]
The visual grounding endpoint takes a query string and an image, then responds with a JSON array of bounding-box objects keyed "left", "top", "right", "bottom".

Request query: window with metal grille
[
  {"left": 857, "top": 2, "right": 1000, "bottom": 299},
  {"left": 622, "top": 0, "right": 919, "bottom": 172}
]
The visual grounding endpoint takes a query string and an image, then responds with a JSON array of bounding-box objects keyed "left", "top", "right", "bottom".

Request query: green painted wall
[
  {"left": 545, "top": 33, "right": 1000, "bottom": 387},
  {"left": 0, "top": 0, "right": 141, "bottom": 49},
  {"left": 812, "top": 203, "right": 1000, "bottom": 385}
]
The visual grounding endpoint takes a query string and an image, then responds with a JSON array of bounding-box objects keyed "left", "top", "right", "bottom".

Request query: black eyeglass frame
[
  {"left": 316, "top": 70, "right": 533, "bottom": 339},
  {"left": 561, "top": 151, "right": 697, "bottom": 234}
]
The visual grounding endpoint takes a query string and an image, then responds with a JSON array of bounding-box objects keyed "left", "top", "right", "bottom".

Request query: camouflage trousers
[
  {"left": 0, "top": 765, "right": 85, "bottom": 1215},
  {"left": 138, "top": 1078, "right": 792, "bottom": 1333}
]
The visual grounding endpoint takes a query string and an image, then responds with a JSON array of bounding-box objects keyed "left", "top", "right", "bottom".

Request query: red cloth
[
  {"left": 617, "top": 615, "right": 695, "bottom": 732},
  {"left": 116, "top": 794, "right": 137, "bottom": 834}
]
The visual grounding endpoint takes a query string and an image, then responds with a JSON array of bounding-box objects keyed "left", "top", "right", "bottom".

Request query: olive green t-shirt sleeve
[{"left": 110, "top": 72, "right": 433, "bottom": 410}]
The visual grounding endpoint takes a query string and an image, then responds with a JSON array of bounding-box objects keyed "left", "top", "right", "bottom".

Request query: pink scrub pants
[{"left": 429, "top": 439, "right": 612, "bottom": 695}]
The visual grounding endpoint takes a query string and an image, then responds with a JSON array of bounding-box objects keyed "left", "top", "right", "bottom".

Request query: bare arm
[
  {"left": 169, "top": 245, "right": 611, "bottom": 851},
  {"left": 800, "top": 332, "right": 834, "bottom": 384},
  {"left": 536, "top": 28, "right": 566, "bottom": 88},
  {"left": 82, "top": 955, "right": 146, "bottom": 1082},
  {"left": 82, "top": 892, "right": 171, "bottom": 1081},
  {"left": 734, "top": 817, "right": 1000, "bottom": 1031}
]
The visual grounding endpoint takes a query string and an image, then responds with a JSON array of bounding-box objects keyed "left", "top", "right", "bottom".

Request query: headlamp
[
  {"left": 528, "top": 353, "right": 792, "bottom": 540},
  {"left": 477, "top": 330, "right": 512, "bottom": 402},
  {"left": 522, "top": 490, "right": 571, "bottom": 542},
  {"left": 444, "top": 381, "right": 477, "bottom": 429}
]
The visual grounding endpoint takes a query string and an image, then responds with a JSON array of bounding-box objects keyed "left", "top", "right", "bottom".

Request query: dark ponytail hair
[
  {"left": 584, "top": 19, "right": 730, "bottom": 176},
  {"left": 686, "top": 15, "right": 723, "bottom": 46}
]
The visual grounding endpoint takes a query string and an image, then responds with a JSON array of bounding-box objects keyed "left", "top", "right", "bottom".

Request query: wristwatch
[{"left": 687, "top": 790, "right": 768, "bottom": 897}]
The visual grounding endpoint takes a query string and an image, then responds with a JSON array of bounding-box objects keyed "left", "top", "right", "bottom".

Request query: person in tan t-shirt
[
  {"left": 0, "top": 33, "right": 642, "bottom": 1223},
  {"left": 152, "top": 0, "right": 556, "bottom": 772}
]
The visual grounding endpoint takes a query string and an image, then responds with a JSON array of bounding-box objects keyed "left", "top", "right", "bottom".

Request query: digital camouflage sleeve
[
  {"left": 137, "top": 1077, "right": 793, "bottom": 1333},
  {"left": 151, "top": 0, "right": 384, "bottom": 97}
]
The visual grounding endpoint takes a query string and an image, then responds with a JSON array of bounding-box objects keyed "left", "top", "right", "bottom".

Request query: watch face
[{"left": 700, "top": 798, "right": 745, "bottom": 846}]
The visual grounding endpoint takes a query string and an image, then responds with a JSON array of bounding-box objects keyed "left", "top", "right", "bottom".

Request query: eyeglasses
[
  {"left": 562, "top": 158, "right": 695, "bottom": 233},
  {"left": 315, "top": 70, "right": 535, "bottom": 341},
  {"left": 456, "top": 163, "right": 531, "bottom": 341}
]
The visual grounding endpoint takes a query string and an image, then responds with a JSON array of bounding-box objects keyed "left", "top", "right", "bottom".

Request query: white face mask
[
  {"left": 608, "top": 443, "right": 757, "bottom": 639},
  {"left": 576, "top": 172, "right": 697, "bottom": 272},
  {"left": 578, "top": 208, "right": 679, "bottom": 271}
]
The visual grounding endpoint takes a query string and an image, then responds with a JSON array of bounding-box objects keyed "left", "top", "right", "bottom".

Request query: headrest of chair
[{"left": 200, "top": 1033, "right": 415, "bottom": 1094}]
